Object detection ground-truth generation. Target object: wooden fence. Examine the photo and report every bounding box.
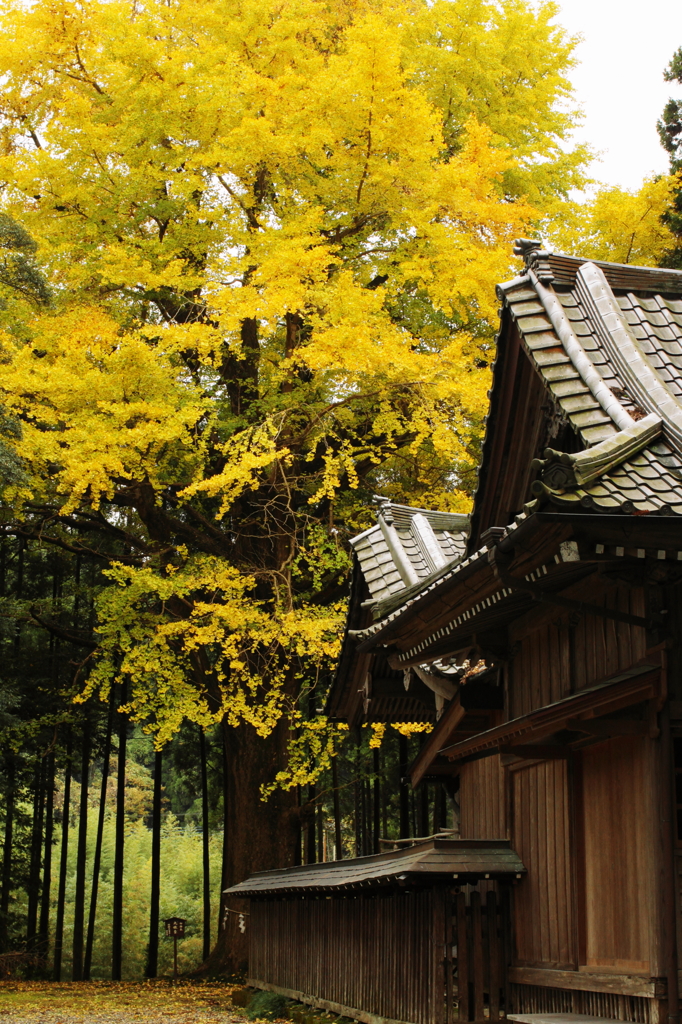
[248,886,511,1024]
[446,888,511,1024]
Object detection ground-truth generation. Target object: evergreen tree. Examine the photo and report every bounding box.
[657,45,682,267]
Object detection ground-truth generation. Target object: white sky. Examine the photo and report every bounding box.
[552,0,682,191]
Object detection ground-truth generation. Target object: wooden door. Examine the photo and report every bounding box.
[580,737,653,973]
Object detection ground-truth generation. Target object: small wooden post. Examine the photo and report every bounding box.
[164,917,186,983]
[471,891,484,1022]
[487,891,500,1022]
[456,891,469,1024]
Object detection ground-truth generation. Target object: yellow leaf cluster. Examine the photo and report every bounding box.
[545,174,682,267]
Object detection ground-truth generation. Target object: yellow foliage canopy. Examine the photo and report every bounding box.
[546,174,682,267]
[0,0,586,778]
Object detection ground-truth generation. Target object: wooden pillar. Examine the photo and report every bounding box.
[432,888,446,1024]
[456,891,469,1023]
[487,890,500,1022]
[471,890,484,1022]
[655,694,679,1024]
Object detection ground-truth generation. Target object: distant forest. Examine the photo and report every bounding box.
[0,536,456,978]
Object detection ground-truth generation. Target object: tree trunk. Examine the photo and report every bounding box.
[26,757,44,952]
[306,781,316,864]
[198,718,298,976]
[146,748,162,978]
[331,756,342,861]
[373,748,380,854]
[381,756,388,842]
[419,783,429,838]
[316,800,323,863]
[112,681,127,981]
[13,538,24,653]
[433,782,447,834]
[0,759,16,953]
[360,774,366,856]
[219,730,229,933]
[38,753,55,957]
[399,734,410,839]
[84,692,115,981]
[72,731,90,980]
[54,738,72,981]
[199,727,211,962]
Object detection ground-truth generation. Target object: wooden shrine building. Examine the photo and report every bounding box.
[227,244,682,1024]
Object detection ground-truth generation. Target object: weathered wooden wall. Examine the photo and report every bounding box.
[459,755,507,840]
[570,583,647,692]
[512,760,575,969]
[581,737,653,973]
[249,892,440,1024]
[508,581,647,717]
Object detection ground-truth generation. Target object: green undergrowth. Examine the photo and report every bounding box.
[233,986,355,1024]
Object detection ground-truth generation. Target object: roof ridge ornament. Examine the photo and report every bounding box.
[513,237,554,284]
[531,412,663,492]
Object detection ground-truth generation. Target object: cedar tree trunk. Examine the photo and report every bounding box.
[199,716,298,976]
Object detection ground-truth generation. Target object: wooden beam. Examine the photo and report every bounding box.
[494,562,650,629]
[410,699,467,787]
[439,657,662,762]
[500,745,570,760]
[507,966,663,999]
[565,718,648,737]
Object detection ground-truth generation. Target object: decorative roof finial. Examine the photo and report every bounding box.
[513,237,554,285]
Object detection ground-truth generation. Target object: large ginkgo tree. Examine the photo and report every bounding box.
[0,0,584,969]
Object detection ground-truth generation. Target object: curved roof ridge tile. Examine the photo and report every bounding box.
[528,266,634,433]
[576,262,682,450]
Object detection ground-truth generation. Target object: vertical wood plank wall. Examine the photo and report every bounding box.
[512,761,576,968]
[475,581,648,973]
[508,583,647,717]
[571,584,646,691]
[581,737,653,973]
[460,756,507,840]
[510,620,571,717]
[249,892,440,1024]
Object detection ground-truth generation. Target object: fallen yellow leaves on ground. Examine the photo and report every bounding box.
[0,980,251,1024]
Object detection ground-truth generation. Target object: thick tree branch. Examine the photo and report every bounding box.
[28,608,99,650]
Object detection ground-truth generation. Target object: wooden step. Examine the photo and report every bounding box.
[508,1015,624,1024]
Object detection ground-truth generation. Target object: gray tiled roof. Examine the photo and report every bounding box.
[352,500,469,603]
[502,247,682,514]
